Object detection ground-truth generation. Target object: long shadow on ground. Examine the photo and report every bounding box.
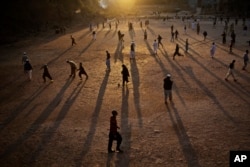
[27,80,87,164]
[75,71,110,167]
[165,103,201,167]
[0,84,50,132]
[130,60,143,127]
[116,86,131,166]
[0,79,73,159]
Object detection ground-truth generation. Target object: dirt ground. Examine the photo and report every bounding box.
[0,14,250,167]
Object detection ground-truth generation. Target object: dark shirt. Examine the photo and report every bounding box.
[42,65,49,74]
[24,61,32,71]
[79,64,86,73]
[110,116,118,133]
[229,62,235,69]
[122,67,129,78]
[175,45,179,52]
[163,78,173,90]
[203,31,207,36]
[158,35,162,42]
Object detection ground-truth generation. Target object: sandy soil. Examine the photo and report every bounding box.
[0,15,249,167]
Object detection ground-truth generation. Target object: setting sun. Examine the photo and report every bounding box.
[117,0,135,6]
[99,0,136,9]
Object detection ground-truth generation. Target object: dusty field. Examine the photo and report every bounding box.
[0,15,250,167]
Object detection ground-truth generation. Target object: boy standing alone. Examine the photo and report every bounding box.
[163,74,173,103]
[108,110,123,153]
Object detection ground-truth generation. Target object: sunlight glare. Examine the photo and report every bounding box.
[99,0,136,9]
[118,0,135,6]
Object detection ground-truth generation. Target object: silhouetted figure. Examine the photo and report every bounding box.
[121,64,129,86]
[118,30,124,41]
[41,64,53,83]
[203,31,207,41]
[118,30,121,40]
[174,30,179,40]
[163,74,173,103]
[222,31,226,44]
[24,59,33,81]
[108,110,123,153]
[78,62,88,80]
[71,35,77,46]
[173,44,182,60]
[157,35,163,48]
[225,60,237,82]
[231,30,236,46]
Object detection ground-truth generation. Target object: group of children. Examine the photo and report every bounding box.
[22,52,88,82]
[23,16,249,85]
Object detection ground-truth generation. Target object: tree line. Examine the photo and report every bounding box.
[0,0,101,43]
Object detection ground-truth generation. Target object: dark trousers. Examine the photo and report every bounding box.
[173,51,181,59]
[79,71,88,79]
[122,77,129,86]
[108,132,122,151]
[174,51,181,56]
[43,72,52,82]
